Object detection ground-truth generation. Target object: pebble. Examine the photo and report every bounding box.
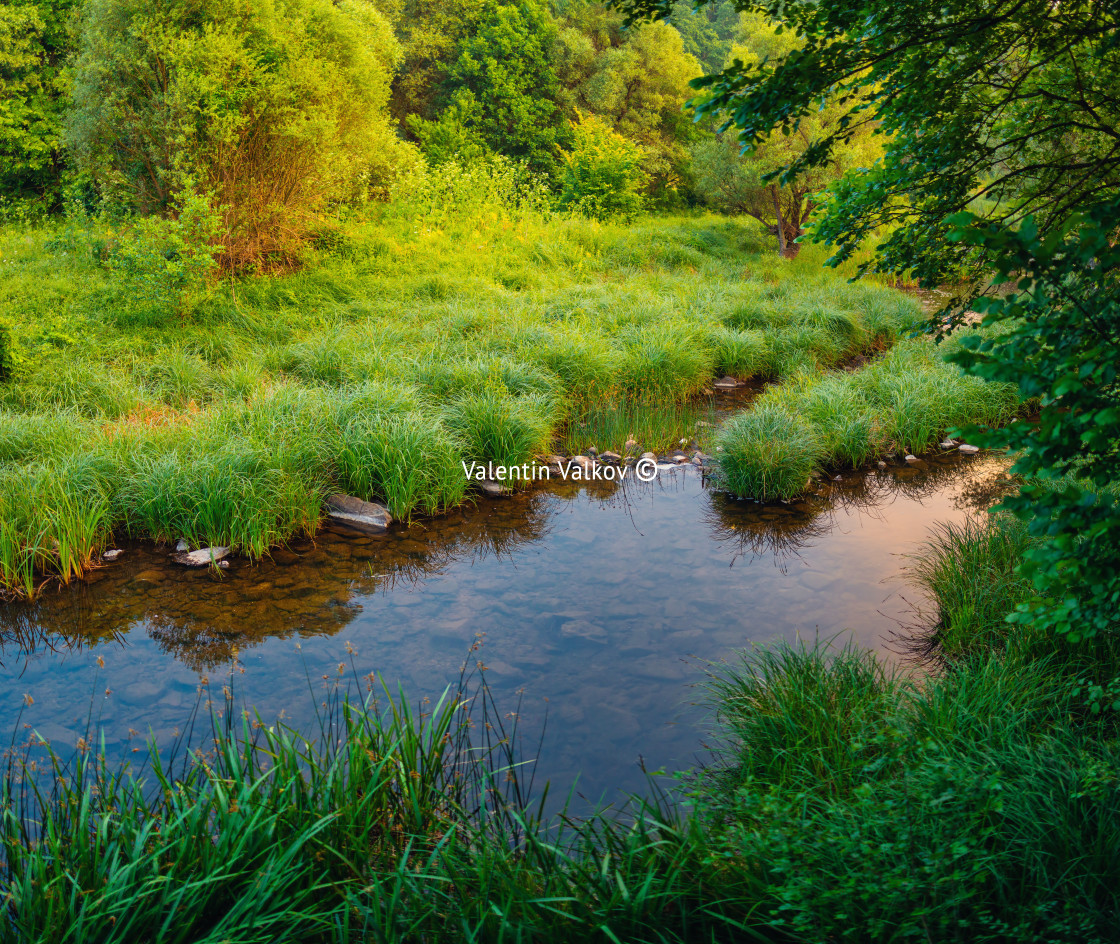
[102,549,124,562]
[959,444,980,454]
[477,479,511,497]
[172,547,231,567]
[904,454,920,463]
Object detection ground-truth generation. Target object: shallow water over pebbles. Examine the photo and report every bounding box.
[0,452,1013,804]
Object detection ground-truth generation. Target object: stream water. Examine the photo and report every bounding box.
[0,452,1013,805]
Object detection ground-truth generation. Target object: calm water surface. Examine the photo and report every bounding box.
[0,453,1012,804]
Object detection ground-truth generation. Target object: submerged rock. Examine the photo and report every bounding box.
[172,547,230,567]
[477,479,511,497]
[560,619,608,643]
[325,494,392,533]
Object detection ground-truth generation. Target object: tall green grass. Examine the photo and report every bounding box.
[908,513,1035,658]
[698,638,1120,943]
[0,676,751,943]
[0,209,926,595]
[715,338,1022,500]
[560,393,713,455]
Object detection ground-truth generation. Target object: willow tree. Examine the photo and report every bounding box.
[67,0,409,268]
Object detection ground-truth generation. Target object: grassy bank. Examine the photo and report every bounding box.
[0,199,928,598]
[5,513,1119,942]
[714,336,1022,501]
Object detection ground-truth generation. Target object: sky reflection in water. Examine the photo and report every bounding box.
[0,453,1014,804]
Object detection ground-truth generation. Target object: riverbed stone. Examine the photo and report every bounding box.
[172,546,230,567]
[713,376,742,389]
[904,454,920,463]
[959,444,980,454]
[102,549,124,562]
[174,539,190,552]
[477,479,511,497]
[560,619,607,643]
[940,440,958,449]
[325,494,392,533]
[600,450,621,464]
[570,455,595,471]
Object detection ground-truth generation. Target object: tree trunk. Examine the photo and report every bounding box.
[769,185,789,256]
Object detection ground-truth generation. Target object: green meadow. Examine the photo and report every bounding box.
[0,196,1005,598]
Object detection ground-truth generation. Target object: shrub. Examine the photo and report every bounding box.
[106,193,221,319]
[559,114,647,221]
[67,0,408,269]
[715,401,825,500]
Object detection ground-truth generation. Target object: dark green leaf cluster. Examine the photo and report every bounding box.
[948,202,1120,643]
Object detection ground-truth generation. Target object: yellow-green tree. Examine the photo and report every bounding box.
[558,112,647,220]
[689,12,881,255]
[67,0,409,268]
[555,2,699,199]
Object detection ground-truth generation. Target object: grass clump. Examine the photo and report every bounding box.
[443,388,556,468]
[336,413,467,518]
[120,446,322,558]
[715,401,825,500]
[908,513,1036,658]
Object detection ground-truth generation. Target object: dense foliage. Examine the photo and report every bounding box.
[616,0,1120,658]
[0,0,75,211]
[66,0,406,267]
[949,203,1120,645]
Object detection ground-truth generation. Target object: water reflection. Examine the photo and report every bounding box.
[0,452,1014,802]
